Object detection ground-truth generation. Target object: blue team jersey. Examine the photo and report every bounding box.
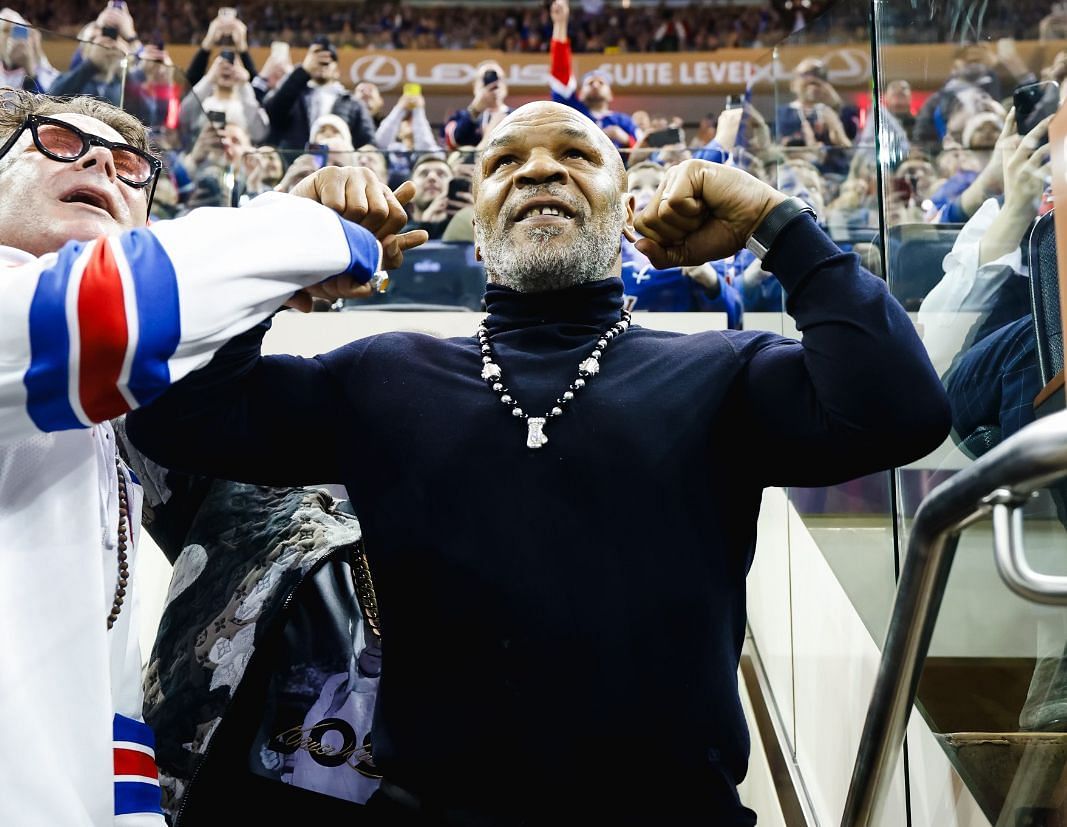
[620,241,743,326]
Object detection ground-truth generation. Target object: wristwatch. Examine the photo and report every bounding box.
[744,196,816,260]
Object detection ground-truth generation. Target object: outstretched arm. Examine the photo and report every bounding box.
[0,170,425,446]
[548,0,591,120]
[125,171,428,486]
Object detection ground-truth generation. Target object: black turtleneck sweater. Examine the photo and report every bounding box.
[127,217,950,824]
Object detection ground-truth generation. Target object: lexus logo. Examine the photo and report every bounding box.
[820,48,870,86]
[350,55,405,90]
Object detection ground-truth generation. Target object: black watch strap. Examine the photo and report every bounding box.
[744,196,816,260]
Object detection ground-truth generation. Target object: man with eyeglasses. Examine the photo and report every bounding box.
[0,90,425,826]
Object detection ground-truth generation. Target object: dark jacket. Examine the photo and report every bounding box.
[263,66,375,151]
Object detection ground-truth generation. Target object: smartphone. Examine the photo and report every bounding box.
[482,69,499,86]
[645,127,682,148]
[447,177,471,200]
[10,25,28,41]
[305,142,329,167]
[220,49,235,63]
[270,40,290,60]
[218,6,237,18]
[1014,80,1060,141]
[101,25,120,40]
[403,82,422,96]
[206,109,227,128]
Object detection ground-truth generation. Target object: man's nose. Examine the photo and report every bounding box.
[515,151,568,188]
[75,144,118,182]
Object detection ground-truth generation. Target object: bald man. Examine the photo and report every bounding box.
[129,101,950,825]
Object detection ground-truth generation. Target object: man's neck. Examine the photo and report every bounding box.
[586,102,610,117]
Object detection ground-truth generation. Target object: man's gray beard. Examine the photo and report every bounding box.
[478,198,624,293]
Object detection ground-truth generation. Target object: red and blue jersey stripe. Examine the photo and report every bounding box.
[113,713,165,823]
[23,231,180,433]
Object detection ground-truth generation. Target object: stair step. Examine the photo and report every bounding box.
[936,732,1067,825]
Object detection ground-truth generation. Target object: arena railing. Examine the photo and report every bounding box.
[841,409,1067,826]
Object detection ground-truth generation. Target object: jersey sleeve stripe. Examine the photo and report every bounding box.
[24,242,87,432]
[119,229,180,407]
[76,238,133,423]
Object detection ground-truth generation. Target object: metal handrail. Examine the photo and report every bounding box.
[841,409,1067,827]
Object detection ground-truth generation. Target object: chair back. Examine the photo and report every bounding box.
[885,223,965,311]
[1028,209,1062,386]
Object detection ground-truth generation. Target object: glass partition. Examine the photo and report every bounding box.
[873,0,1067,821]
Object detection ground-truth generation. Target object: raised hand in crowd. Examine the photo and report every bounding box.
[957,105,1028,217]
[83,31,127,73]
[138,43,175,84]
[476,108,509,148]
[184,120,231,167]
[633,159,788,268]
[978,109,1053,265]
[95,3,137,44]
[206,53,250,88]
[201,9,248,52]
[816,103,852,147]
[302,42,336,79]
[550,0,569,36]
[419,191,451,225]
[285,168,429,310]
[469,76,504,118]
[602,124,631,146]
[423,180,476,222]
[1,17,43,76]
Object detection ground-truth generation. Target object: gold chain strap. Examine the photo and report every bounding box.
[351,538,382,644]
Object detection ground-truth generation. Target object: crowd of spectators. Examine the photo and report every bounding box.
[6,0,1067,52]
[0,0,1062,320]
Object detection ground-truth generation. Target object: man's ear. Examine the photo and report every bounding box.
[623,192,636,238]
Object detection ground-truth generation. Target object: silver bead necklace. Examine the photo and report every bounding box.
[476,310,632,449]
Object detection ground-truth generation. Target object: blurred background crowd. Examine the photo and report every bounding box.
[0,0,1062,324]
[7,0,1067,50]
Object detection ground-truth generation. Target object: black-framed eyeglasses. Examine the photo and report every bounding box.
[0,114,162,207]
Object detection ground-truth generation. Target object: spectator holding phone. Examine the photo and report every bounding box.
[186,6,257,90]
[776,58,854,149]
[443,59,510,151]
[404,153,454,239]
[549,0,641,149]
[0,11,57,92]
[264,35,375,152]
[252,43,294,105]
[180,52,269,146]
[50,12,134,104]
[375,87,441,182]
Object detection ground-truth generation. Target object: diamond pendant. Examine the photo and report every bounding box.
[526,417,548,449]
